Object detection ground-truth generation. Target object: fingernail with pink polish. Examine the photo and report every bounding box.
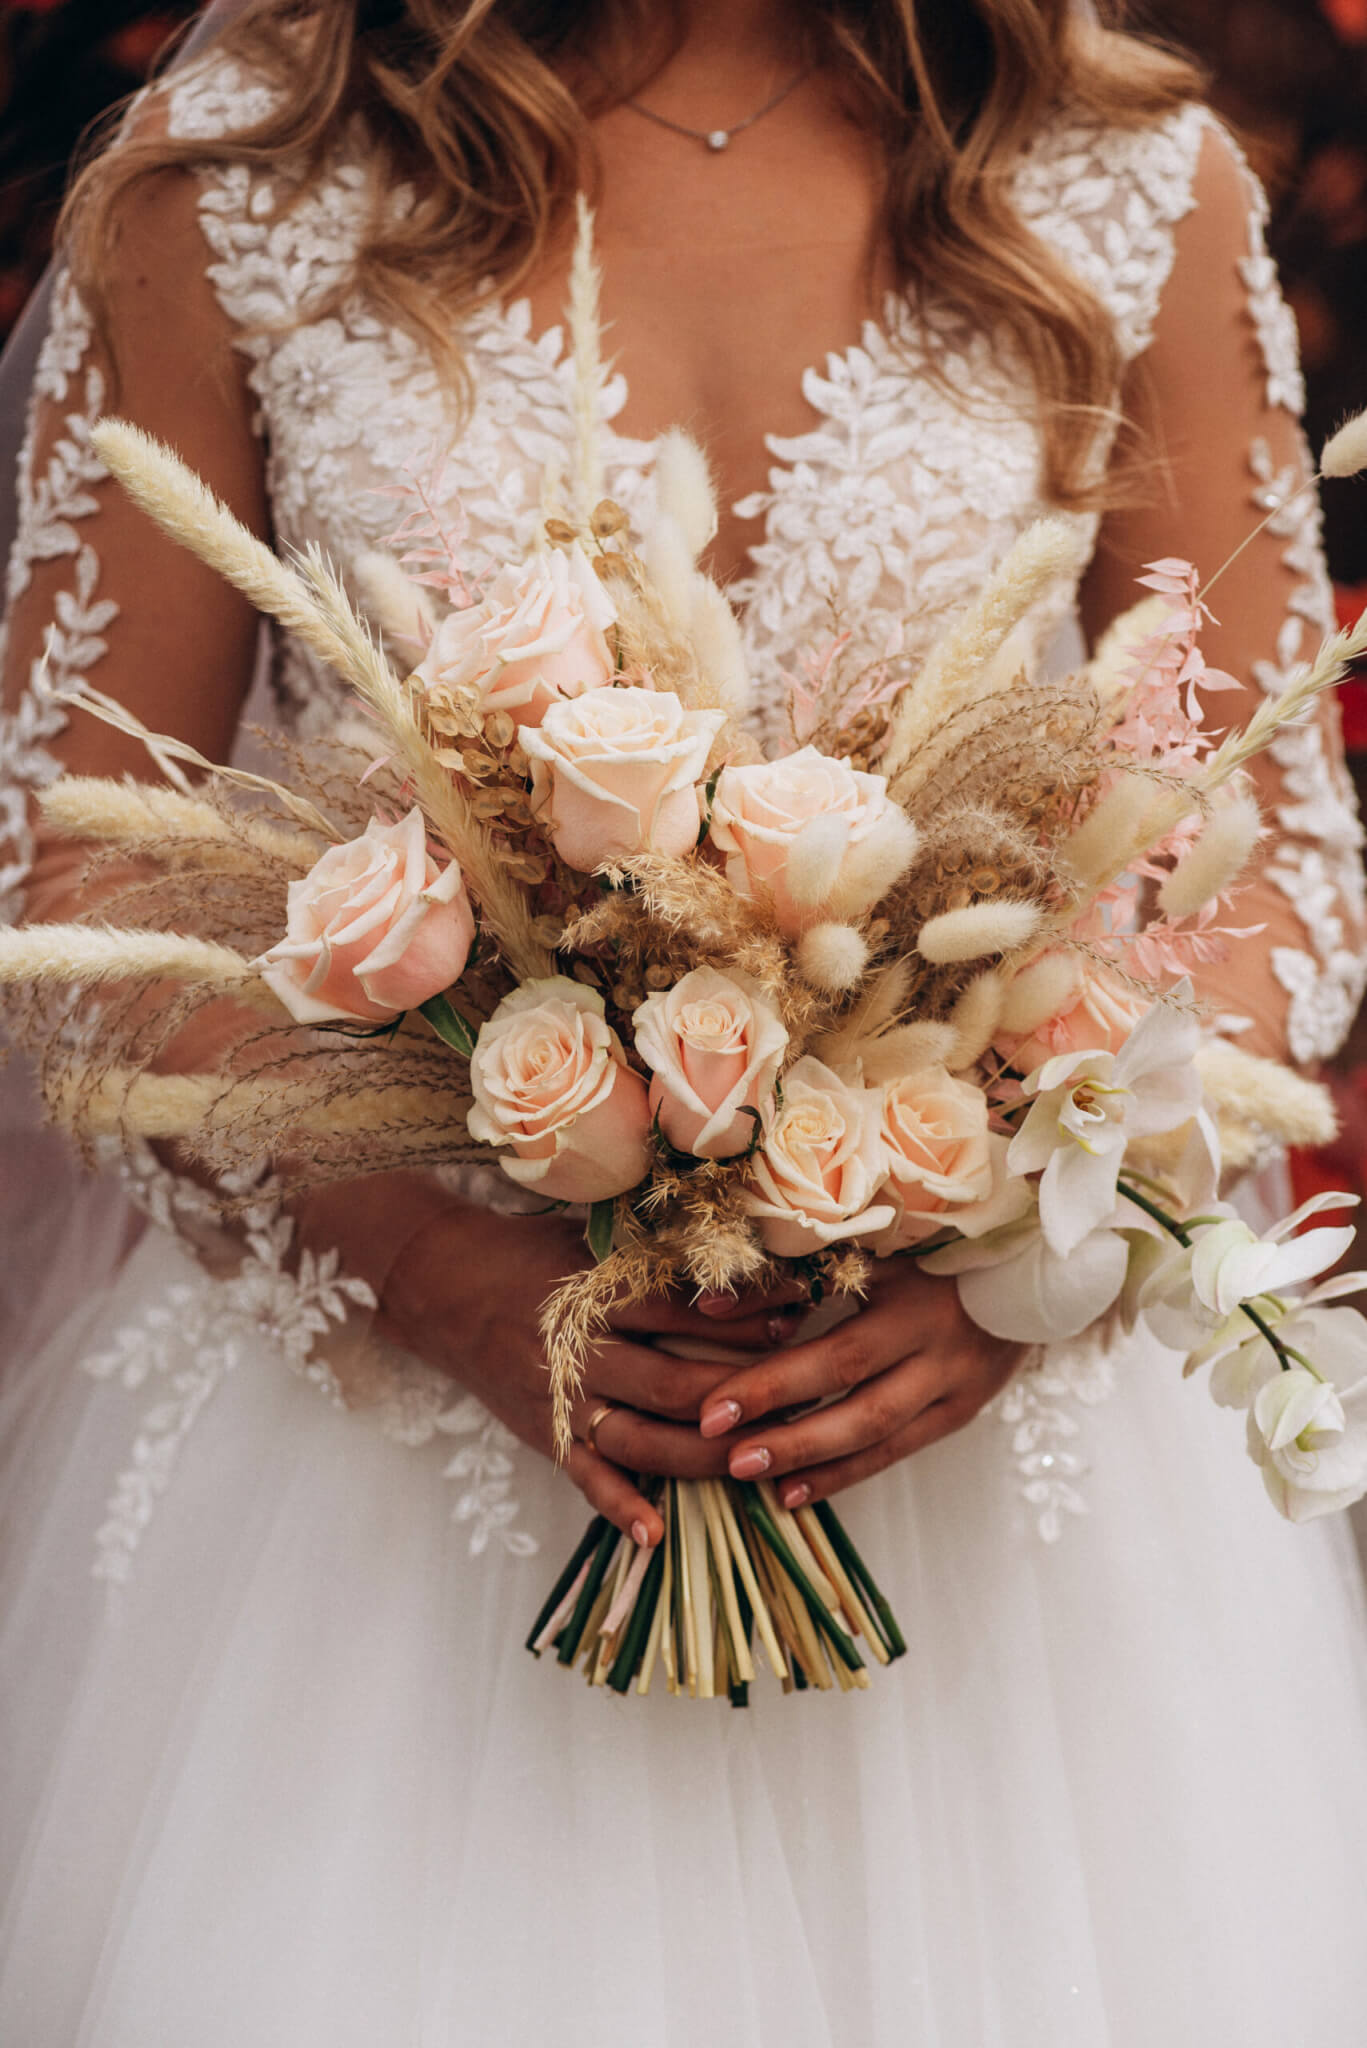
[700,1399,742,1439]
[697,1292,732,1319]
[730,1446,772,1479]
[631,1519,652,1548]
[782,1483,811,1510]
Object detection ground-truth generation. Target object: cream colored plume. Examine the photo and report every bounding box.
[1321,411,1367,481]
[48,1068,478,1145]
[38,778,316,872]
[997,950,1083,1035]
[881,518,1088,787]
[1058,776,1167,892]
[653,429,718,561]
[796,921,870,993]
[569,194,606,518]
[1157,785,1262,921]
[856,1021,958,1084]
[1129,1042,1337,1177]
[945,971,1004,1069]
[917,899,1041,964]
[0,922,268,994]
[353,550,436,650]
[1085,593,1172,714]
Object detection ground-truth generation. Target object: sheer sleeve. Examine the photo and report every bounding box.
[0,154,466,1366]
[1079,119,1367,1069]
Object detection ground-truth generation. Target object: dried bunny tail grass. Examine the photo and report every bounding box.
[1321,411,1367,481]
[1085,593,1174,714]
[881,519,1088,785]
[945,971,1005,1069]
[39,778,317,873]
[353,550,436,648]
[652,429,718,561]
[856,1021,959,1083]
[0,922,271,996]
[810,957,911,1068]
[796,922,870,993]
[1157,784,1262,921]
[997,950,1083,1034]
[917,899,1042,964]
[1057,773,1170,890]
[569,194,606,519]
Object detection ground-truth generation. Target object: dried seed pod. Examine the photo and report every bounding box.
[469,790,509,821]
[544,518,579,546]
[482,710,517,751]
[644,961,675,990]
[590,498,629,539]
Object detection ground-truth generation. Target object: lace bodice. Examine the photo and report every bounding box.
[3,50,1365,1555]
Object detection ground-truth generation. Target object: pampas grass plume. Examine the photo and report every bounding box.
[1157,786,1262,921]
[796,921,870,992]
[653,429,717,560]
[917,899,1041,964]
[354,550,435,650]
[1322,412,1367,480]
[997,950,1083,1034]
[0,922,261,992]
[686,581,751,718]
[1196,1043,1338,1149]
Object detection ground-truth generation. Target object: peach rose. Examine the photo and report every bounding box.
[257,808,475,1025]
[875,1066,995,1249]
[467,978,653,1202]
[522,686,724,872]
[743,1057,895,1257]
[632,967,788,1160]
[1000,960,1153,1080]
[418,543,616,729]
[708,748,916,937]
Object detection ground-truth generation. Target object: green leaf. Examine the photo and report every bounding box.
[419,992,477,1058]
[586,1199,616,1263]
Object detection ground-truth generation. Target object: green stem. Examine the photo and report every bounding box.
[524,1514,607,1656]
[556,1517,622,1667]
[606,1541,666,1694]
[1117,1178,1310,1377]
[811,1499,907,1661]
[740,1485,865,1674]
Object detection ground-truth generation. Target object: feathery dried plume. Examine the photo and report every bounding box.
[857,1021,958,1082]
[881,518,1088,784]
[353,549,436,649]
[997,950,1083,1034]
[38,778,316,873]
[653,430,717,560]
[796,922,870,992]
[1059,775,1168,890]
[47,1066,479,1149]
[569,194,606,518]
[945,971,1004,1069]
[0,922,267,994]
[1321,411,1367,481]
[810,958,911,1068]
[917,899,1041,964]
[1157,784,1262,920]
[1085,594,1173,712]
[685,578,752,720]
[1195,1043,1338,1150]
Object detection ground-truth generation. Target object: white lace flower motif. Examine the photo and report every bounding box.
[1007,996,1203,1257]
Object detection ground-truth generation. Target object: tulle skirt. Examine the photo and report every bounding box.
[3,1220,1367,2048]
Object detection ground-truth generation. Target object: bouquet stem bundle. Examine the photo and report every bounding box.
[526,1481,906,1703]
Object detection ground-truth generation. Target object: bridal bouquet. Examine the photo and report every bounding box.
[7,220,1367,1701]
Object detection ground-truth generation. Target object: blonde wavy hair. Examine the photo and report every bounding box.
[63,0,1202,508]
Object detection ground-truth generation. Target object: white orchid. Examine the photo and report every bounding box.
[1007,994,1202,1257]
[1245,1358,1367,1523]
[923,1209,1129,1345]
[1137,1191,1358,1354]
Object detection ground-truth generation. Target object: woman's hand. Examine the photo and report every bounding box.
[696,1259,1023,1510]
[378,1200,803,1544]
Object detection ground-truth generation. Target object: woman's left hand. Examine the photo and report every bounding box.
[695,1260,1023,1509]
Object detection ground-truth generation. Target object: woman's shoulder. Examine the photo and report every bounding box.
[1011,98,1238,362]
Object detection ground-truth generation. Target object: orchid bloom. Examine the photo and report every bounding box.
[1007,994,1202,1257]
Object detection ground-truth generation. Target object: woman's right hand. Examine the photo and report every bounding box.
[378,1201,804,1544]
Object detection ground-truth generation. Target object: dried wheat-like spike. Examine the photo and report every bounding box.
[569,194,606,519]
[39,778,317,873]
[0,922,271,996]
[881,519,1089,784]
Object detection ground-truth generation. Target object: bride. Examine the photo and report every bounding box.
[3,0,1367,2040]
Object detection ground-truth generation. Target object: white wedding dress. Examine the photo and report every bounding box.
[4,52,1367,2048]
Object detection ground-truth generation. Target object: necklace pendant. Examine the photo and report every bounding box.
[706,129,730,152]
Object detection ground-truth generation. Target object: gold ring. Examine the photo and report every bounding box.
[583,1402,615,1454]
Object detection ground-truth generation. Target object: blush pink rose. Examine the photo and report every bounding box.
[743,1057,895,1257]
[467,978,653,1202]
[522,686,724,872]
[1000,960,1153,1080]
[417,543,616,729]
[875,1067,996,1249]
[708,748,916,936]
[632,967,788,1159]
[257,808,475,1025]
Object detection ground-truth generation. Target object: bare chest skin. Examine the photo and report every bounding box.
[520,73,887,588]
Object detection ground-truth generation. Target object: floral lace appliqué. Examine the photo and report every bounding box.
[991,1337,1118,1544]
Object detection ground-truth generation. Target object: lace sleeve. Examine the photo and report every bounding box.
[1080,118,1367,1067]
